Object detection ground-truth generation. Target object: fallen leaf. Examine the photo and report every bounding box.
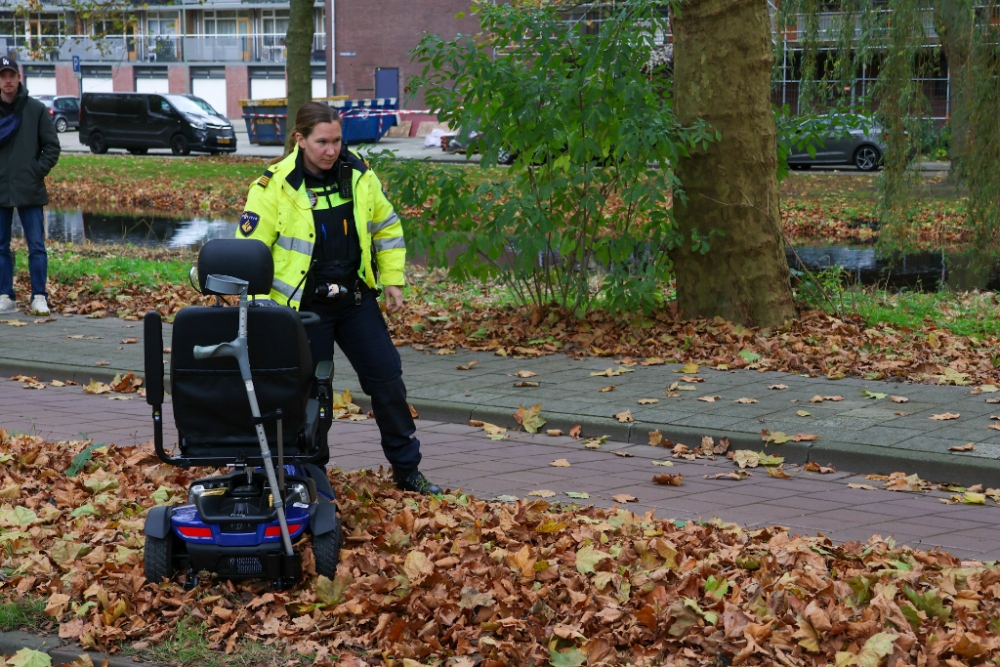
[550,458,571,467]
[120,337,138,344]
[83,380,111,395]
[95,361,110,367]
[409,405,420,419]
[679,375,703,383]
[651,460,674,467]
[891,396,909,403]
[515,370,538,378]
[653,474,683,486]
[804,461,837,473]
[793,433,820,441]
[613,450,634,458]
[648,430,665,446]
[768,384,788,390]
[734,451,760,469]
[848,483,879,490]
[697,395,721,403]
[565,492,589,499]
[611,493,637,503]
[637,398,659,405]
[514,404,546,433]
[705,471,751,480]
[949,443,976,452]
[930,413,960,420]
[583,436,607,449]
[569,425,582,439]
[766,466,792,479]
[456,361,479,370]
[528,490,556,498]
[613,410,633,423]
[546,429,564,437]
[796,410,811,417]
[514,381,540,387]
[862,389,887,400]
[599,385,616,392]
[735,397,758,404]
[677,363,699,374]
[49,380,65,387]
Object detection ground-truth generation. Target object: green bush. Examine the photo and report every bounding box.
[376,0,712,315]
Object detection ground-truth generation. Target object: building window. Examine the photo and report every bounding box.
[261,9,288,45]
[202,11,238,36]
[146,12,178,36]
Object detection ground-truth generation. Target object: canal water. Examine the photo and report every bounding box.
[10,209,1000,292]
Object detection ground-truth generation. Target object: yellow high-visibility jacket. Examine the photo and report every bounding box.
[236,145,406,310]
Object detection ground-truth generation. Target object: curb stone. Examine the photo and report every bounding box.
[0,630,160,667]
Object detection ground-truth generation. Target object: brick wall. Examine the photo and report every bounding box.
[112,64,133,92]
[55,64,77,97]
[334,0,479,110]
[167,66,188,94]
[224,65,249,119]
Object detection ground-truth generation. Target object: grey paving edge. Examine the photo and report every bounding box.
[7,358,1000,488]
[0,630,160,667]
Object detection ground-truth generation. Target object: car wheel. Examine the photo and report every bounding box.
[312,516,343,578]
[88,133,108,155]
[497,147,515,165]
[170,135,191,156]
[128,148,148,155]
[55,117,67,133]
[144,533,178,583]
[854,146,881,171]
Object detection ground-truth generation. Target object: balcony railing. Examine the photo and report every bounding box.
[0,33,325,64]
[780,8,938,43]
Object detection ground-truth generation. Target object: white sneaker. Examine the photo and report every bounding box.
[0,295,15,314]
[30,295,49,316]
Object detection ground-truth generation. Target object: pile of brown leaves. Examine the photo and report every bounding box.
[781,200,969,247]
[2,430,1000,666]
[389,302,1000,386]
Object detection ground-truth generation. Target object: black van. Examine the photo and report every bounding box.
[79,92,237,156]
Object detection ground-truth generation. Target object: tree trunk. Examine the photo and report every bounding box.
[933,0,973,179]
[669,0,796,327]
[286,0,316,136]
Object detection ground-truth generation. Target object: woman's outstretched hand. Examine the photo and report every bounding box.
[384,285,404,313]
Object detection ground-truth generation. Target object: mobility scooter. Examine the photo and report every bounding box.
[142,238,342,588]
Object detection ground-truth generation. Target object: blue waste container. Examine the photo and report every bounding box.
[240,98,288,146]
[333,98,399,144]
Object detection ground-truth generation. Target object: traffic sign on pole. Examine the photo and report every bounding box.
[72,56,80,73]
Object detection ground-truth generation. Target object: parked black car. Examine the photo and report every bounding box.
[79,92,237,156]
[183,94,227,121]
[34,95,80,133]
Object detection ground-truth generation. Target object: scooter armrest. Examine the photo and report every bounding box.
[315,360,333,386]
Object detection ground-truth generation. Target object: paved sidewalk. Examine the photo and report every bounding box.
[2,378,999,561]
[3,311,1000,487]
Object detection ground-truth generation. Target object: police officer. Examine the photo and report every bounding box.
[237,101,441,495]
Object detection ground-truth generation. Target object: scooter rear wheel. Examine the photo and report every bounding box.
[144,533,178,583]
[313,516,343,578]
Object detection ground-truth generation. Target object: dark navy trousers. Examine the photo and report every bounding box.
[304,289,421,473]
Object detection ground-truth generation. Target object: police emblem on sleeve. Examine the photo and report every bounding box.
[239,211,260,237]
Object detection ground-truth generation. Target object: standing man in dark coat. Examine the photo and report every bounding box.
[0,53,60,315]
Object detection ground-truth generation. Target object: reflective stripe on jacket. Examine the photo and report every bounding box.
[237,145,405,310]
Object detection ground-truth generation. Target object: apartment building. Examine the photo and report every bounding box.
[1,0,478,119]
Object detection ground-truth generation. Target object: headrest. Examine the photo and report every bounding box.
[197,239,273,296]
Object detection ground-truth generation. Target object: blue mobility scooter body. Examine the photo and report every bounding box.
[142,239,342,587]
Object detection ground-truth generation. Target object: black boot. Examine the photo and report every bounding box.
[393,469,443,495]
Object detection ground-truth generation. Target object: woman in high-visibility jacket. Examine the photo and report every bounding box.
[237,101,440,495]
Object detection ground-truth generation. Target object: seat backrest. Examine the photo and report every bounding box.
[170,305,313,460]
[169,238,311,462]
